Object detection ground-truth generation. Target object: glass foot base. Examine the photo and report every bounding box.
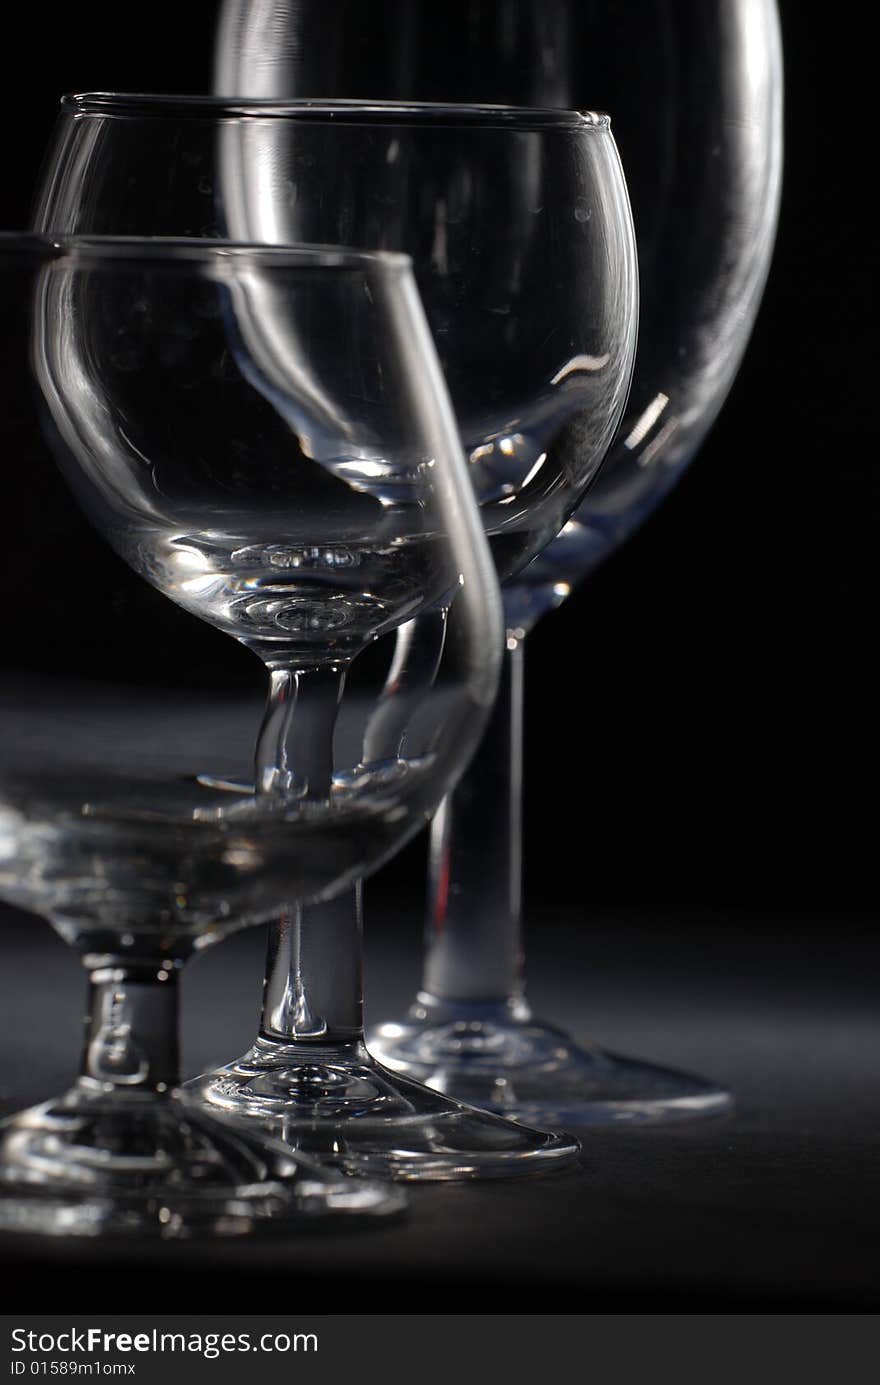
[186,1038,581,1181]
[0,1081,406,1237]
[367,1003,733,1127]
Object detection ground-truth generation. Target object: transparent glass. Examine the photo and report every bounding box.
[34,96,637,1166]
[364,0,783,1122]
[0,232,522,1232]
[35,95,636,587]
[210,0,781,1122]
[0,682,410,1236]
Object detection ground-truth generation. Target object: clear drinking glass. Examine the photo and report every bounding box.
[213,0,781,1123]
[0,231,511,1229]
[33,96,638,1171]
[0,680,411,1236]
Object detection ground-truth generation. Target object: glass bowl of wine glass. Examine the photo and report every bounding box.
[34,95,637,589]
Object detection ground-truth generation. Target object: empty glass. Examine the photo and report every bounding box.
[0,232,510,1229]
[218,0,781,1123]
[0,682,410,1236]
[33,95,637,1170]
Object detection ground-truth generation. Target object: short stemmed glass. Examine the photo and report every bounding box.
[34,96,638,1173]
[0,682,411,1236]
[0,232,508,1229]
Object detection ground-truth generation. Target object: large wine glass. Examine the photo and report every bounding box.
[0,231,508,1230]
[215,0,783,1123]
[33,96,638,1171]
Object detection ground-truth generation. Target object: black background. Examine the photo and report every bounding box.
[0,0,871,923]
[0,0,875,1317]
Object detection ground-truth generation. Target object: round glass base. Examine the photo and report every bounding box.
[186,1038,581,1181]
[368,1003,733,1127]
[0,1081,406,1237]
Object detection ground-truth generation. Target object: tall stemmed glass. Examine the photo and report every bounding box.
[34,95,638,1173]
[370,0,783,1123]
[216,0,782,1123]
[0,232,502,1231]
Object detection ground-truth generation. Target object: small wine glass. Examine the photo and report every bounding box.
[0,230,513,1231]
[33,95,637,1173]
[0,678,412,1237]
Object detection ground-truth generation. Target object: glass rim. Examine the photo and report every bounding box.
[61,92,610,130]
[0,231,412,274]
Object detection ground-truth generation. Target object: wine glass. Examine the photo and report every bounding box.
[0,677,413,1236]
[33,96,638,1173]
[216,0,781,1123]
[0,230,509,1231]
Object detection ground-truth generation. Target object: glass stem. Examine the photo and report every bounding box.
[256,657,359,1046]
[257,611,451,1052]
[80,958,181,1093]
[260,885,364,1044]
[419,634,531,1018]
[255,662,347,799]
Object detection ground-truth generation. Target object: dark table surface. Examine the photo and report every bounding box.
[1,898,877,1313]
